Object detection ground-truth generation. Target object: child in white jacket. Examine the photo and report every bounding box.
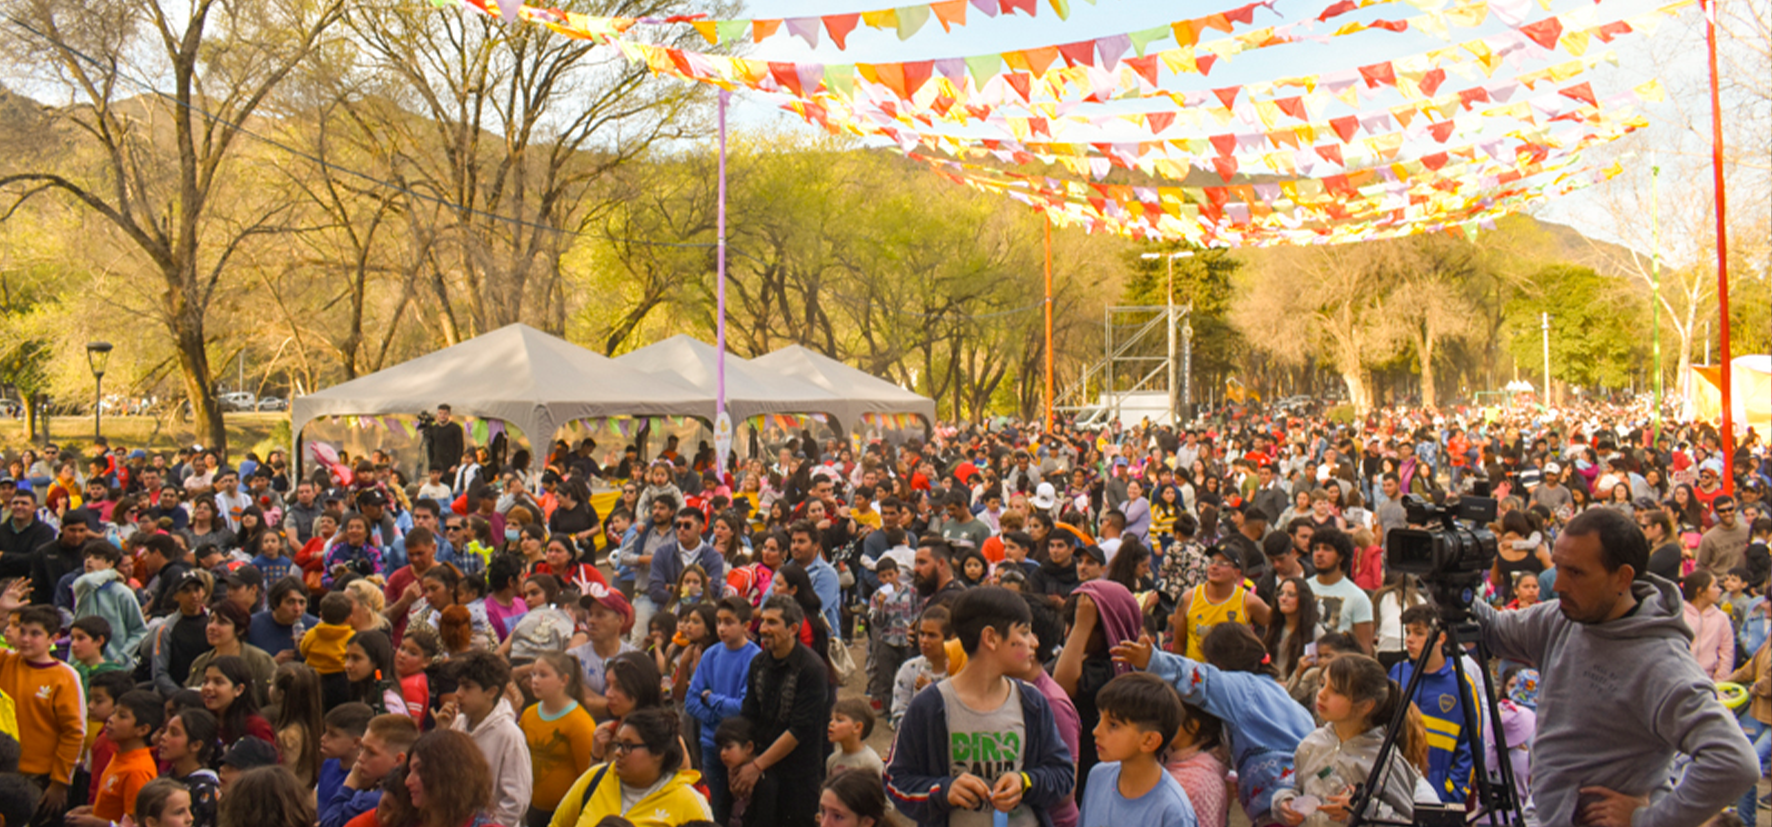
[1273,654,1440,827]
[439,651,532,827]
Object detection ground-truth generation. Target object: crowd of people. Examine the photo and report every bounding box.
[0,397,1767,827]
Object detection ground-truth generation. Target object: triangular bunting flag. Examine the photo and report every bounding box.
[823,14,859,48]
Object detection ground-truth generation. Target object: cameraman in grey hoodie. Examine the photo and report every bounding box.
[1474,507,1756,827]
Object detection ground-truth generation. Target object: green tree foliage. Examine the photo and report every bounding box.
[1504,264,1647,390]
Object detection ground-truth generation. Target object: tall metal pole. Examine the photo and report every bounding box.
[1167,255,1178,427]
[93,374,102,442]
[1651,153,1663,443]
[1043,213,1054,431]
[1541,313,1551,408]
[1703,0,1734,491]
[715,89,730,476]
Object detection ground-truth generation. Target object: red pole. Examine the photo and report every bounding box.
[1703,0,1734,492]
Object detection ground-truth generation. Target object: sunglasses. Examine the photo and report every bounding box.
[675,521,699,529]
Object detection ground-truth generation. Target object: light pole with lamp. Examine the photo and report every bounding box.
[86,341,112,442]
[1141,250,1194,426]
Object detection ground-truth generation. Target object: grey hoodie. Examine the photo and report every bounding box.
[1475,574,1756,827]
[449,696,531,827]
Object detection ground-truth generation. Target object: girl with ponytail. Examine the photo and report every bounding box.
[1272,654,1435,826]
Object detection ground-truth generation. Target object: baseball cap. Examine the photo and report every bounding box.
[224,565,263,590]
[175,569,211,592]
[128,449,146,460]
[1079,545,1107,565]
[1544,461,1561,474]
[356,488,388,507]
[1701,459,1725,476]
[219,737,280,770]
[578,582,635,634]
[1208,544,1245,569]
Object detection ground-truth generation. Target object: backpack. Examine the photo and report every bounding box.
[577,763,613,812]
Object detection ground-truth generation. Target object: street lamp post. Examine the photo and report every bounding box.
[1141,250,1194,426]
[85,341,112,442]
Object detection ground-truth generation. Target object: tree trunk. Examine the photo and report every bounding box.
[1419,330,1437,409]
[171,308,226,459]
[22,392,41,444]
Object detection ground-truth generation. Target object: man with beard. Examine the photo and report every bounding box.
[915,537,966,611]
[1475,507,1755,827]
[732,596,829,827]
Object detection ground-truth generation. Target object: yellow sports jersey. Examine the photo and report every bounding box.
[1184,583,1249,661]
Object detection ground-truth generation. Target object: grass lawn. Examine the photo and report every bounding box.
[0,413,291,457]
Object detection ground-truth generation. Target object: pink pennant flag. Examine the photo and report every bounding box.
[785,17,820,47]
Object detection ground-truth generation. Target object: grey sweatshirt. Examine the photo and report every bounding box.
[1475,574,1756,827]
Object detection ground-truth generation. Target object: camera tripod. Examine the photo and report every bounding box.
[1348,581,1528,827]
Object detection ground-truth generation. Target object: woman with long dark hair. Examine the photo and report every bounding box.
[1260,576,1321,681]
[200,656,274,749]
[589,651,663,763]
[270,663,325,788]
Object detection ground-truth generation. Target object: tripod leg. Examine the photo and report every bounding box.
[1348,628,1442,827]
[1456,627,1530,826]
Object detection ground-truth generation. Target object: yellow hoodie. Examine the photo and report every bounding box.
[547,764,710,827]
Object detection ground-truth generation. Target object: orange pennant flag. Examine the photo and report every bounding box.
[931,0,967,31]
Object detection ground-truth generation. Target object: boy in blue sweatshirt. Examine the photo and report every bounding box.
[685,595,761,823]
[885,585,1075,827]
[1389,604,1480,805]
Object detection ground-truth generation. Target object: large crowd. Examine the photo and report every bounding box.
[0,399,1766,827]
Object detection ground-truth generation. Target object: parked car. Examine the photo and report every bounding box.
[218,392,257,412]
[256,396,287,412]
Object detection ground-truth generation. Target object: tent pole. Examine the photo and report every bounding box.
[716,89,730,475]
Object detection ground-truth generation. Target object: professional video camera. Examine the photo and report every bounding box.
[414,409,437,428]
[1355,482,1525,827]
[1384,487,1499,614]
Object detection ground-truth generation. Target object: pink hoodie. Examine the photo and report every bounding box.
[1683,601,1735,680]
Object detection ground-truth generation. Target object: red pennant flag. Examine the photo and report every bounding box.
[667,49,694,78]
[1317,0,1358,19]
[1000,0,1037,16]
[1358,61,1396,88]
[769,61,803,95]
[931,94,956,116]
[1419,68,1446,96]
[1314,144,1343,166]
[1457,86,1491,110]
[1213,156,1239,182]
[1005,72,1031,101]
[1197,54,1218,75]
[1369,19,1407,31]
[1420,152,1449,170]
[1595,20,1632,42]
[1428,120,1457,142]
[1210,134,1238,156]
[1213,86,1241,108]
[902,60,934,97]
[1204,187,1230,206]
[1147,112,1176,134]
[1029,117,1050,137]
[1227,3,1259,24]
[1124,55,1160,86]
[1329,115,1359,142]
[1519,17,1563,50]
[1058,40,1096,67]
[1324,174,1354,197]
[823,14,860,49]
[1275,96,1306,120]
[1558,82,1597,107]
